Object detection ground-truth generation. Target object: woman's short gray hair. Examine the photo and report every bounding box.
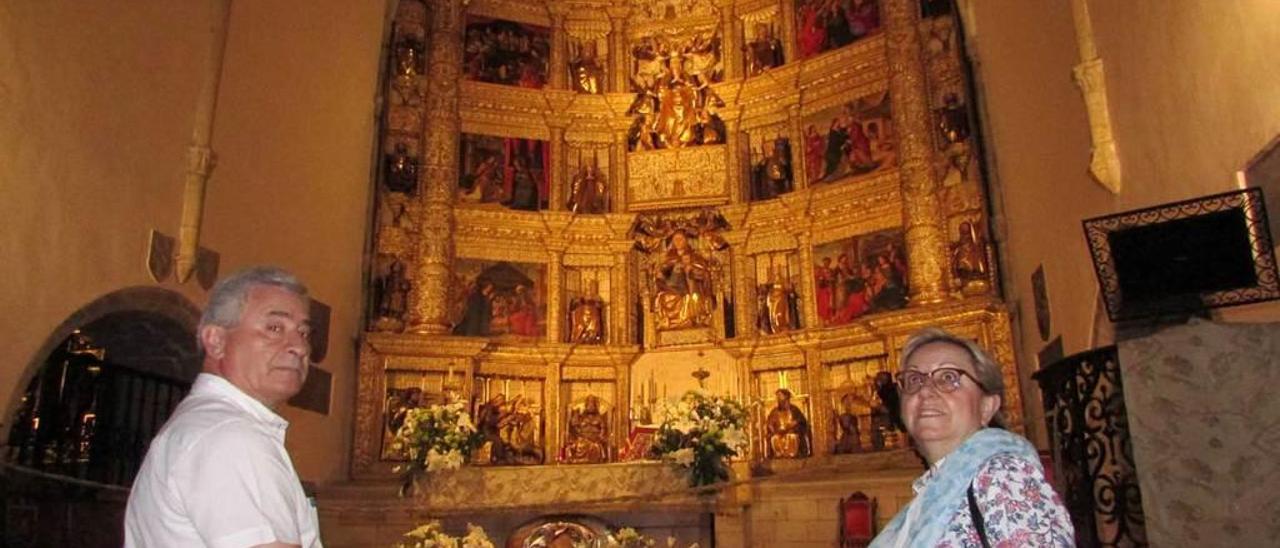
[197,266,308,349]
[898,327,1007,428]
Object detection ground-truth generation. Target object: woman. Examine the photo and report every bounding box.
[870,328,1073,547]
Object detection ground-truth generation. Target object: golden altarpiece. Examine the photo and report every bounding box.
[336,0,1017,542]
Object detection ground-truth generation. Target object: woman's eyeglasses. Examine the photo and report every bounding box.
[895,367,985,395]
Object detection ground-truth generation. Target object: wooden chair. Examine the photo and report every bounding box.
[839,491,877,548]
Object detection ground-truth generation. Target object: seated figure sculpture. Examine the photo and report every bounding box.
[562,395,609,464]
[766,388,812,458]
[653,231,715,330]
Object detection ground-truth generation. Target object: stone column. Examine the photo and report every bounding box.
[885,0,950,304]
[548,124,567,211]
[549,10,569,89]
[607,9,630,93]
[546,248,566,342]
[407,0,465,333]
[779,0,798,64]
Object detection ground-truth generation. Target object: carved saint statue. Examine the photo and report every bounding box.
[568,40,605,94]
[476,393,510,464]
[870,371,902,450]
[566,158,607,214]
[951,221,990,295]
[758,282,796,335]
[833,392,862,454]
[568,284,605,344]
[653,231,716,330]
[744,23,784,77]
[766,388,812,459]
[627,36,726,150]
[385,143,418,194]
[752,138,794,200]
[562,395,609,464]
[476,393,542,465]
[376,258,410,323]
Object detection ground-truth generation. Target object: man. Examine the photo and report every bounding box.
[125,266,321,547]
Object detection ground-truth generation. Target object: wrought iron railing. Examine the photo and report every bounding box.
[1033,345,1148,547]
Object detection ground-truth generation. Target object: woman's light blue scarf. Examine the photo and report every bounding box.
[869,428,1040,547]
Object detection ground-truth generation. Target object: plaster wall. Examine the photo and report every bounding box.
[967,0,1280,441]
[0,0,387,485]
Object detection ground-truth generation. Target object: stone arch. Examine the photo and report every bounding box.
[4,286,201,437]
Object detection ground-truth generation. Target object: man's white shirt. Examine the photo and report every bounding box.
[124,373,321,547]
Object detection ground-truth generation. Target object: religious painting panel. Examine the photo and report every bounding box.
[755,368,814,459]
[568,37,607,94]
[794,0,882,61]
[753,252,802,335]
[380,370,455,461]
[824,356,894,454]
[566,149,610,214]
[812,228,908,327]
[627,29,725,151]
[559,381,614,464]
[450,259,547,338]
[802,90,897,187]
[565,267,610,344]
[458,133,550,211]
[472,376,545,465]
[747,134,796,202]
[462,16,551,89]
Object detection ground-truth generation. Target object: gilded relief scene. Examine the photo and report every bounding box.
[756,370,813,459]
[748,135,795,201]
[472,377,545,465]
[813,228,908,327]
[794,0,882,60]
[632,211,731,333]
[458,133,549,211]
[627,30,726,151]
[450,259,547,338]
[803,91,897,186]
[560,383,613,464]
[826,356,904,454]
[463,16,551,88]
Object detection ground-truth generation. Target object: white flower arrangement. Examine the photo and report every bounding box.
[648,390,749,487]
[391,400,483,494]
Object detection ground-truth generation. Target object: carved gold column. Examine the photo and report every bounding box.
[796,231,819,329]
[1070,0,1122,193]
[724,119,744,203]
[725,233,753,338]
[610,128,630,211]
[778,0,797,66]
[885,0,949,304]
[547,247,566,342]
[407,0,465,333]
[717,0,741,79]
[607,9,630,93]
[610,244,633,344]
[549,9,569,89]
[802,345,829,455]
[548,124,567,211]
[786,102,808,190]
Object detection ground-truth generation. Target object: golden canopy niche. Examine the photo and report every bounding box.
[343,0,1012,537]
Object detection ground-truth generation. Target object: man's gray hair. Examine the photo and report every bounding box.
[898,327,1007,428]
[197,266,308,350]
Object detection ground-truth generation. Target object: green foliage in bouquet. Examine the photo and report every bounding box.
[647,390,749,487]
[390,400,483,495]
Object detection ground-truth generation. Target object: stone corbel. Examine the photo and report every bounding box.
[1070,0,1122,194]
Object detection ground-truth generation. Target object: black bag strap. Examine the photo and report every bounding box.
[968,483,991,548]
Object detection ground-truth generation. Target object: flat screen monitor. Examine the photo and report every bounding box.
[1083,188,1280,322]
